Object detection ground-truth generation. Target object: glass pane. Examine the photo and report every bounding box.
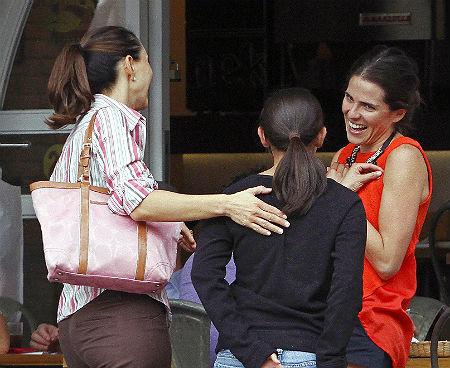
[3,0,98,110]
[0,133,69,194]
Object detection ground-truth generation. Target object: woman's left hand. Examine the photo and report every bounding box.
[178,223,196,252]
[327,162,383,192]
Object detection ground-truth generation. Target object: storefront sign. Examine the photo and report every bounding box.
[359,13,412,26]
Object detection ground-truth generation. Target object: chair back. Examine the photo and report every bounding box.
[408,296,447,341]
[430,306,450,368]
[428,200,450,305]
[169,299,211,368]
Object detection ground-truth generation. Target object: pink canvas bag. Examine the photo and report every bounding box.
[30,113,182,294]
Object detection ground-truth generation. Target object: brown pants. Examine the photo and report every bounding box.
[58,290,171,368]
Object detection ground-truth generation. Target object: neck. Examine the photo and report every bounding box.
[103,89,128,106]
[101,74,131,107]
[259,149,283,176]
[359,130,398,153]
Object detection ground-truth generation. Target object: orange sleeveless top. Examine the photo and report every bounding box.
[338,137,432,368]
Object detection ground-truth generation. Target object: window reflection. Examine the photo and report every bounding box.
[3,0,97,110]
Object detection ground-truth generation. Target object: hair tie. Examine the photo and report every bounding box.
[289,133,301,140]
[76,43,84,53]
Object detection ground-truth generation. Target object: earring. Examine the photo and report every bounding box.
[132,76,136,81]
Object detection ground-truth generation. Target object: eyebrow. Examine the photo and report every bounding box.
[345,91,380,108]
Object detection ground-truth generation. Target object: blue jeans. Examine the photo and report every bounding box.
[214,349,316,368]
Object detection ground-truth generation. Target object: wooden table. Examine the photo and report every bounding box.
[4,354,445,368]
[406,357,450,367]
[0,353,66,366]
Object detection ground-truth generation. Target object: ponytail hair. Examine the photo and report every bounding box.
[259,88,327,216]
[47,44,92,128]
[46,26,142,129]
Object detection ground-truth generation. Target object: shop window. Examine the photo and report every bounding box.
[3,0,98,110]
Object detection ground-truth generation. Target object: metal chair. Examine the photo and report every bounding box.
[0,297,37,346]
[430,306,450,368]
[408,296,447,341]
[169,299,211,368]
[428,200,450,305]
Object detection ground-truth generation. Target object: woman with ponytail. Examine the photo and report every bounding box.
[47,26,289,368]
[192,88,367,368]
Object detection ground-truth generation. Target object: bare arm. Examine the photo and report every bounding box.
[131,186,290,236]
[0,314,9,354]
[365,145,429,280]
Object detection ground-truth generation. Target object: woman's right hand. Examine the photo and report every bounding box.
[178,223,196,252]
[327,162,383,192]
[261,353,284,368]
[225,186,290,236]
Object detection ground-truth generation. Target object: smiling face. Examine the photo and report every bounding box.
[342,75,406,153]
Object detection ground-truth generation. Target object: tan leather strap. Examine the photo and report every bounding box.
[135,222,148,280]
[77,113,97,274]
[77,112,97,183]
[78,181,90,274]
[30,180,109,193]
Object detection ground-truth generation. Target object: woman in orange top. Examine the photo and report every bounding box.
[327,46,432,368]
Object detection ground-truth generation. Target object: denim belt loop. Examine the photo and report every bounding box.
[276,348,283,359]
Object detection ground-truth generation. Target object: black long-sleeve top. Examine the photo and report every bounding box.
[191,175,366,368]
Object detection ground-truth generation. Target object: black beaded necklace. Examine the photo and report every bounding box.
[346,131,396,167]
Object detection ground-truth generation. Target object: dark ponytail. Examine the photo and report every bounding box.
[260,88,327,216]
[47,44,92,128]
[46,26,142,129]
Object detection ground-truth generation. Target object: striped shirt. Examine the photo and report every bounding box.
[51,94,168,322]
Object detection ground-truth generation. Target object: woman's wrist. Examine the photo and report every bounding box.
[216,194,230,217]
[340,178,357,192]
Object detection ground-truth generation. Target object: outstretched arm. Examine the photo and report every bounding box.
[94,108,289,236]
[131,186,290,236]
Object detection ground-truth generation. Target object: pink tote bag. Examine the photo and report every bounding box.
[30,113,182,294]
